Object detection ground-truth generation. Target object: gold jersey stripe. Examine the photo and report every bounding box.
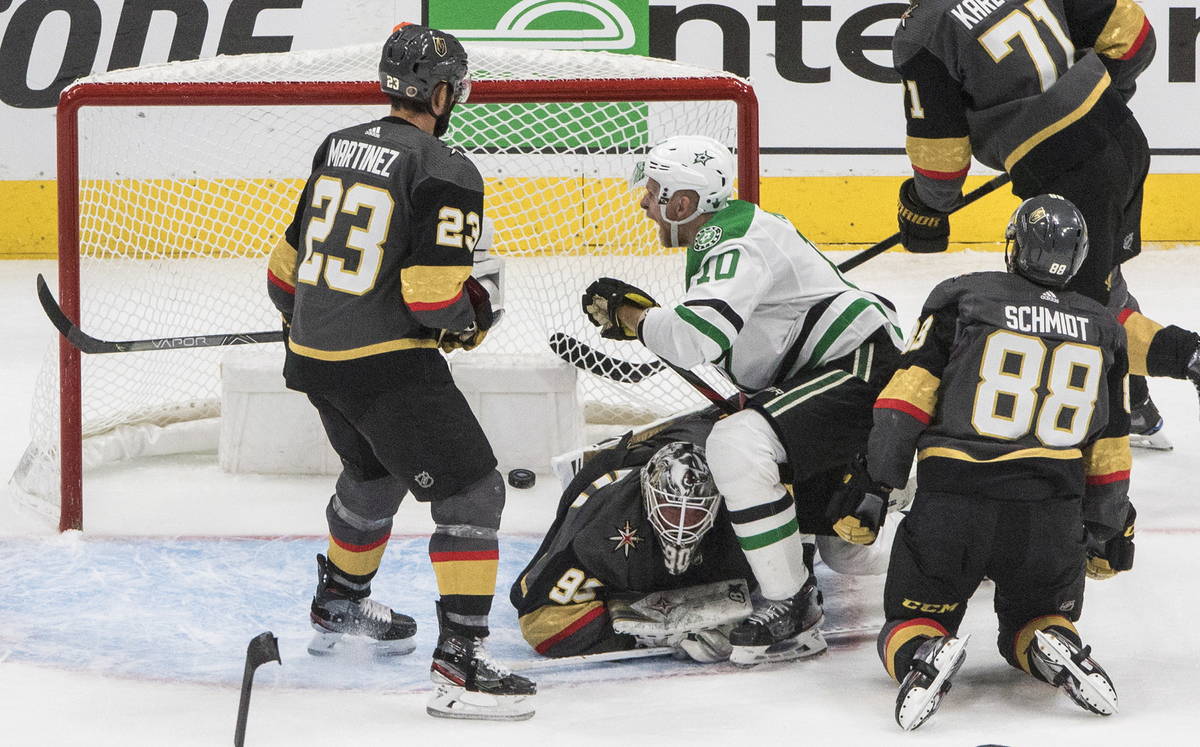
[1095,0,1148,59]
[1005,74,1111,172]
[401,264,472,304]
[919,446,1082,463]
[518,601,605,648]
[906,136,972,175]
[1120,309,1163,377]
[1084,436,1132,477]
[430,558,499,596]
[287,336,438,361]
[267,235,297,285]
[879,365,941,417]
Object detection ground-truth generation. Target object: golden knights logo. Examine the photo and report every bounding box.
[434,36,448,57]
[609,520,642,557]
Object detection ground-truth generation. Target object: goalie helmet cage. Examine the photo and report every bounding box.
[37,44,758,531]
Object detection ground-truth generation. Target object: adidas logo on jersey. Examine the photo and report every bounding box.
[1040,290,1059,304]
[365,126,382,138]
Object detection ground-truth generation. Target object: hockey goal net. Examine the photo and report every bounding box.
[11,43,758,531]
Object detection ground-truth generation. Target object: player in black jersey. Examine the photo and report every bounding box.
[841,195,1133,730]
[892,0,1200,440]
[512,414,896,662]
[266,24,533,720]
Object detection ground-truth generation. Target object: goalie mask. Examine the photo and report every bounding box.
[631,135,735,246]
[379,24,471,136]
[641,442,722,575]
[1005,194,1088,289]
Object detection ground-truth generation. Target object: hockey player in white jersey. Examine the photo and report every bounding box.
[582,135,905,665]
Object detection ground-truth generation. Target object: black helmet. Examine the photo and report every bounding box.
[379,24,471,106]
[1005,194,1088,288]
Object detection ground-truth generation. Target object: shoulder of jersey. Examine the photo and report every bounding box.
[693,200,757,252]
[894,0,955,50]
[367,120,483,188]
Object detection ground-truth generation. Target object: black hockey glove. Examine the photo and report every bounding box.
[439,277,495,352]
[582,277,659,340]
[827,454,889,545]
[1086,504,1136,580]
[897,178,950,253]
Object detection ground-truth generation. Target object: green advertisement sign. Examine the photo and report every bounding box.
[427,1,651,152]
[426,0,649,55]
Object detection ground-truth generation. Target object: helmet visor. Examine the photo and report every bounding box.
[455,72,472,104]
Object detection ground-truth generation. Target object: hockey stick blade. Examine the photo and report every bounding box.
[37,274,284,354]
[509,624,880,672]
[549,331,665,383]
[836,173,1012,273]
[234,631,281,747]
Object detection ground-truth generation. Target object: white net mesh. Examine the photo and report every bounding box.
[13,43,750,519]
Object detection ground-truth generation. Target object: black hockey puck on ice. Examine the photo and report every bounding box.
[507,469,536,489]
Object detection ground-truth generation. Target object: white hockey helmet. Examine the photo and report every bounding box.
[632,135,735,215]
[640,441,722,575]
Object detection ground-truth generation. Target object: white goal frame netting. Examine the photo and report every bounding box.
[11,43,759,531]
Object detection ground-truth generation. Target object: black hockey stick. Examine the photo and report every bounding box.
[548,331,663,383]
[550,332,738,414]
[37,274,284,354]
[835,172,1012,273]
[234,631,281,747]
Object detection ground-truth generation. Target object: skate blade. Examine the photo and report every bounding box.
[306,630,416,658]
[426,685,535,721]
[896,633,971,732]
[1033,631,1118,716]
[729,627,827,667]
[1130,430,1173,450]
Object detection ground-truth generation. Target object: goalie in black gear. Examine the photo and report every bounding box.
[510,417,754,662]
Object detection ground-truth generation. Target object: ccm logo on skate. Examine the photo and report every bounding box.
[901,599,960,614]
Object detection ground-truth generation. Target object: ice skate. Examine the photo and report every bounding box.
[728,579,826,666]
[1128,396,1172,451]
[307,554,416,657]
[894,633,970,731]
[427,606,536,721]
[1029,629,1118,716]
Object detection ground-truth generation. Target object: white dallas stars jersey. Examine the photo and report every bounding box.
[640,200,903,391]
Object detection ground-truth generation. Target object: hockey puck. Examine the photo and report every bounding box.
[507,469,536,489]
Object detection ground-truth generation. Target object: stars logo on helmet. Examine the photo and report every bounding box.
[609,521,642,557]
[693,150,714,166]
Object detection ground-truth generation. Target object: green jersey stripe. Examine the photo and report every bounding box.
[765,369,852,414]
[674,305,731,352]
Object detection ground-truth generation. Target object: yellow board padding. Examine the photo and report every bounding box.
[4,173,1199,259]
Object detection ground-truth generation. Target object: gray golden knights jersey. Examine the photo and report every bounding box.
[639,200,903,392]
[894,0,1155,211]
[267,116,483,391]
[868,271,1131,537]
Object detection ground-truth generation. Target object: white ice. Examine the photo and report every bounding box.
[1,248,1198,746]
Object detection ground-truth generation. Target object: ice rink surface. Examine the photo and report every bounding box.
[1,248,1198,746]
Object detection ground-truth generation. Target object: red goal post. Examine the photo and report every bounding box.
[43,52,758,532]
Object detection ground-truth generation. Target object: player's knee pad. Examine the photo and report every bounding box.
[705,410,787,511]
[431,469,506,535]
[328,472,406,532]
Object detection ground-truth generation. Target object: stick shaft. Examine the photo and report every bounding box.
[836,173,1012,273]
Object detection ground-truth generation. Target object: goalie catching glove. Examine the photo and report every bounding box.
[897,178,950,253]
[582,277,658,340]
[1086,504,1136,580]
[827,454,890,545]
[439,276,496,352]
